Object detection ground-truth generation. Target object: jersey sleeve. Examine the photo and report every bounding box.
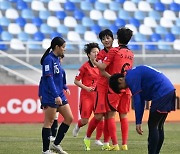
[75,65,85,81]
[103,48,116,66]
[38,77,42,97]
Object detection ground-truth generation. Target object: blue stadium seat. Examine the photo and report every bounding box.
[16,0,28,10]
[39,10,50,20]
[150,33,161,42]
[129,18,140,27]
[131,0,141,3]
[82,17,94,27]
[33,32,45,41]
[109,1,121,11]
[0,1,11,10]
[57,25,69,34]
[176,18,180,26]
[147,0,159,3]
[18,32,30,41]
[8,0,18,2]
[109,24,118,34]
[56,11,67,20]
[118,10,131,20]
[114,18,126,27]
[1,31,13,41]
[69,0,81,2]
[87,0,96,3]
[28,43,42,50]
[64,1,76,11]
[0,17,10,27]
[98,18,110,27]
[164,33,175,42]
[73,10,85,20]
[32,17,43,27]
[145,43,158,51]
[154,2,165,12]
[169,2,180,12]
[134,33,148,42]
[75,25,86,34]
[171,26,180,35]
[155,26,168,35]
[80,1,93,11]
[40,24,53,34]
[16,17,26,27]
[51,32,62,39]
[0,42,8,50]
[116,0,125,3]
[21,9,34,19]
[128,41,141,51]
[23,0,33,2]
[158,41,172,51]
[134,11,146,20]
[95,1,107,11]
[148,10,161,20]
[0,26,3,34]
[91,25,101,34]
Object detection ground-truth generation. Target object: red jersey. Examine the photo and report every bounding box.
[75,61,99,95]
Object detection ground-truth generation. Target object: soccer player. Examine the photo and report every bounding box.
[109,65,176,154]
[83,29,115,150]
[72,43,104,146]
[92,27,134,151]
[39,37,73,154]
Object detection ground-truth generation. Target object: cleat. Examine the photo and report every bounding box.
[83,138,90,151]
[50,143,68,154]
[94,140,103,146]
[42,150,56,154]
[109,144,120,151]
[121,144,128,150]
[101,143,110,151]
[72,124,80,137]
[50,136,56,142]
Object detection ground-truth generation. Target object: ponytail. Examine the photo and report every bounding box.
[40,47,51,65]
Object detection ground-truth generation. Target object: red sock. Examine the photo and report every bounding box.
[107,118,118,145]
[78,119,84,128]
[103,119,110,143]
[96,120,104,140]
[86,117,100,138]
[120,118,128,145]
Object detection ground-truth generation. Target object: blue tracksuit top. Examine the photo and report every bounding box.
[125,65,175,124]
[39,52,67,104]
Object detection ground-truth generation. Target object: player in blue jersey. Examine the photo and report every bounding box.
[39,37,73,154]
[109,65,176,154]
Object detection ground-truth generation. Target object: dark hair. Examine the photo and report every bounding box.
[84,42,100,58]
[109,73,125,94]
[99,29,114,41]
[40,37,65,65]
[117,27,133,45]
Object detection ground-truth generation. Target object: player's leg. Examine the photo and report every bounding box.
[95,118,104,146]
[42,106,56,153]
[50,112,59,141]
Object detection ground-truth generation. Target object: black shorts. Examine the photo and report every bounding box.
[41,100,68,109]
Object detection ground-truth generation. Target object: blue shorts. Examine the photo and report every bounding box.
[41,100,68,109]
[151,90,176,113]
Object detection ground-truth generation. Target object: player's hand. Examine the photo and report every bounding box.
[55,96,62,105]
[65,89,71,95]
[136,124,143,135]
[86,87,94,92]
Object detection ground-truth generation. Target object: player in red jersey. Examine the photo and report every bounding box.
[72,43,104,146]
[83,29,114,151]
[94,27,134,151]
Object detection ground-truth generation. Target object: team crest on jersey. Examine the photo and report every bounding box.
[104,57,107,60]
[45,65,49,71]
[76,71,80,76]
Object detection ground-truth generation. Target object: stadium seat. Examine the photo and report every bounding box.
[24,23,38,34]
[39,10,50,20]
[147,0,159,3]
[123,1,137,12]
[64,16,77,27]
[173,39,180,50]
[57,25,69,34]
[164,33,175,42]
[0,42,8,51]
[160,0,173,4]
[23,0,33,2]
[56,11,67,20]
[67,31,81,42]
[134,11,146,20]
[27,41,42,50]
[10,39,25,50]
[16,0,28,10]
[80,1,93,11]
[118,10,131,20]
[0,11,2,18]
[5,8,19,19]
[148,11,161,20]
[47,16,60,28]
[129,18,140,28]
[114,18,126,27]
[91,25,102,34]
[174,0,180,4]
[42,38,51,49]
[84,31,98,42]
[8,23,22,34]
[103,10,117,21]
[0,17,10,27]
[158,41,172,51]
[32,17,43,27]
[90,10,103,20]
[109,1,121,11]
[16,17,26,27]
[1,31,13,41]
[134,33,148,42]
[138,1,152,11]
[75,25,86,34]
[150,33,161,42]
[139,25,153,35]
[160,18,174,28]
[40,23,53,34]
[98,18,110,27]
[176,18,180,26]
[109,24,118,34]
[18,32,30,41]
[163,10,177,20]
[33,32,45,41]
[51,32,62,39]
[69,0,81,2]
[171,26,180,35]
[31,0,46,11]
[94,1,107,11]
[99,0,111,3]
[48,1,63,11]
[40,0,52,2]
[144,17,157,27]
[125,24,138,34]
[8,0,18,2]
[116,0,125,3]
[82,17,94,27]
[73,10,85,20]
[21,9,34,19]
[155,26,168,35]
[154,2,165,12]
[0,1,11,10]
[64,1,76,11]
[169,2,180,12]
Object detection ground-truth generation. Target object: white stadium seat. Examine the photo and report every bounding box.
[47,16,60,27]
[84,31,98,42]
[48,1,63,11]
[144,17,157,28]
[125,24,138,34]
[160,0,173,4]
[31,0,46,11]
[139,24,153,35]
[160,18,174,28]
[8,23,21,34]
[10,39,25,50]
[123,1,137,12]
[173,39,180,50]
[24,23,38,34]
[5,8,19,19]
[163,10,177,20]
[138,1,152,11]
[90,10,102,20]
[103,10,117,21]
[42,38,51,49]
[67,31,81,42]
[64,16,77,27]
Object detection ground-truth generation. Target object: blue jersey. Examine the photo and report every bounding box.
[39,52,67,104]
[125,65,175,124]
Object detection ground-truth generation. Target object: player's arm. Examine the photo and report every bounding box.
[94,59,107,70]
[74,78,94,92]
[100,69,111,79]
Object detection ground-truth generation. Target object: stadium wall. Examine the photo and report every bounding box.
[0,85,179,123]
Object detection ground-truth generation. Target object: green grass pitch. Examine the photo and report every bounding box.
[0,122,180,154]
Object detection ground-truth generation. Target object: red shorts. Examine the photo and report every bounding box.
[79,92,95,119]
[107,92,131,113]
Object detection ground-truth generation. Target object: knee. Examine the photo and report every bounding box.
[81,118,88,125]
[64,115,74,125]
[95,114,103,121]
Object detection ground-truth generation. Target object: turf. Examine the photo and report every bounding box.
[0,122,180,154]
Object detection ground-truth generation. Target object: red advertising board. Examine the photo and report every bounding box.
[0,85,79,123]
